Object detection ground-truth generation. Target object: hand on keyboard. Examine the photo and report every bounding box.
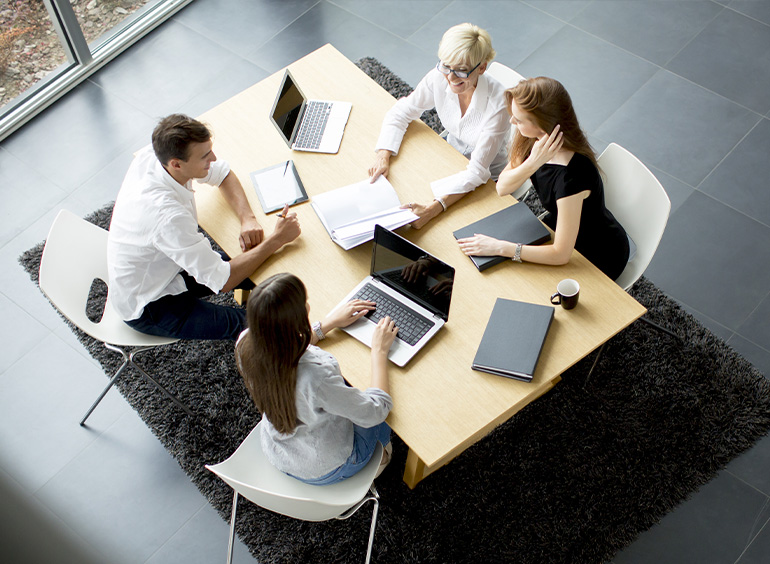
[324,299,376,331]
[372,316,398,356]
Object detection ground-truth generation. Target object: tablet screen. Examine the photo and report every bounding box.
[250,160,308,214]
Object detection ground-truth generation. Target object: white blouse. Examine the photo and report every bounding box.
[375,68,511,198]
[107,145,232,321]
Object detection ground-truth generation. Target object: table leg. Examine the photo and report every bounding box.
[234,289,250,306]
[403,449,426,489]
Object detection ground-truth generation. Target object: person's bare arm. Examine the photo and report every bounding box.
[221,205,300,292]
[402,192,465,229]
[218,171,264,251]
[369,317,398,394]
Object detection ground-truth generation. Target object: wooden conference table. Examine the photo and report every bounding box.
[194,45,647,488]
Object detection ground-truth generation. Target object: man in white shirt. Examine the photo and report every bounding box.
[107,114,301,340]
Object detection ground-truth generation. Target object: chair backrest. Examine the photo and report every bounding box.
[206,421,383,522]
[597,143,671,291]
[39,209,175,347]
[486,61,526,89]
[486,62,532,199]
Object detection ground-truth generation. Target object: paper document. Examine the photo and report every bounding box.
[311,176,418,249]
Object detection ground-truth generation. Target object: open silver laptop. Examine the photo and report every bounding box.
[337,225,455,366]
[269,69,352,154]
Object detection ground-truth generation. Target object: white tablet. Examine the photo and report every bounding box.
[249,160,308,213]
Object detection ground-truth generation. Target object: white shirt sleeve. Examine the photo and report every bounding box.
[375,71,439,156]
[152,205,231,293]
[431,80,511,198]
[201,158,231,187]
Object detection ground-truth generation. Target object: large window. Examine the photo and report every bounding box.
[0,0,191,141]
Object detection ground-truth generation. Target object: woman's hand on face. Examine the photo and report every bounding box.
[457,233,504,257]
[371,316,398,355]
[527,124,563,169]
[325,299,376,330]
[368,150,393,183]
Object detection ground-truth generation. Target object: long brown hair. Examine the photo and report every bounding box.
[505,77,597,170]
[236,273,312,434]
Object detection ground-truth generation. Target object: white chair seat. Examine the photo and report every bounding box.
[39,209,188,425]
[207,420,383,563]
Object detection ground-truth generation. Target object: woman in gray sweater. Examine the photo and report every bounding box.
[235,273,398,484]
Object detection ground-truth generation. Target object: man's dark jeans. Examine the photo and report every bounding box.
[125,271,251,341]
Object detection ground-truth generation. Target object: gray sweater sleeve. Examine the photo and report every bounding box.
[315,370,393,427]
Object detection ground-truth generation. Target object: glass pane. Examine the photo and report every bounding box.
[71,0,159,49]
[0,0,71,112]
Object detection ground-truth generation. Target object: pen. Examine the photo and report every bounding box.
[282,160,290,176]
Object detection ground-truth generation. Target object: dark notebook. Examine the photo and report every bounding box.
[472,298,554,382]
[453,203,551,271]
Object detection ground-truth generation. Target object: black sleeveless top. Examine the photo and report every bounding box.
[531,153,629,281]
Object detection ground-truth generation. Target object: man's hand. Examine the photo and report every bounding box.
[272,204,301,246]
[239,216,264,251]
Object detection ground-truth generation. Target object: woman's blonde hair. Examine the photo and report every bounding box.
[437,23,495,68]
[505,77,597,169]
[236,273,311,435]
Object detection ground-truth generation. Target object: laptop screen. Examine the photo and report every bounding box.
[270,71,305,145]
[371,225,454,321]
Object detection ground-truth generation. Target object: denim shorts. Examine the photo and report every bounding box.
[292,422,391,486]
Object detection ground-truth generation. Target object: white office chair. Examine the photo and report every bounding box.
[486,61,531,200]
[599,143,671,292]
[206,421,383,564]
[38,209,191,426]
[587,143,677,379]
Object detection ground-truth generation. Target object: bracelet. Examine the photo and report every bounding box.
[434,197,447,211]
[512,243,523,263]
[312,321,325,341]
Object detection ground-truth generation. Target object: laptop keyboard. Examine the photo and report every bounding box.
[294,101,331,149]
[353,283,435,346]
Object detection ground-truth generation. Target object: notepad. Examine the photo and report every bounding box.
[310,176,418,250]
[453,203,551,271]
[472,298,554,382]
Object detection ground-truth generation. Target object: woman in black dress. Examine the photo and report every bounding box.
[456,77,630,281]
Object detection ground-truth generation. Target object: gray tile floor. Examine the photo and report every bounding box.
[1,1,769,562]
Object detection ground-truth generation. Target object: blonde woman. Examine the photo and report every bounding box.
[368,23,510,229]
[457,77,631,281]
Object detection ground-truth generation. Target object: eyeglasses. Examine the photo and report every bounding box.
[436,61,481,79]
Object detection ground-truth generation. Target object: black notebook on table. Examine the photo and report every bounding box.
[453,203,551,271]
[472,298,554,382]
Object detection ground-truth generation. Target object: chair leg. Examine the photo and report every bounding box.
[365,484,380,564]
[337,483,380,564]
[128,346,193,416]
[638,315,680,340]
[227,491,239,564]
[79,348,131,426]
[81,343,192,425]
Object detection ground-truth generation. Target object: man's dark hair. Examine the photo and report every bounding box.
[151,114,211,165]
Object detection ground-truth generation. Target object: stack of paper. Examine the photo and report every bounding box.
[311,176,419,250]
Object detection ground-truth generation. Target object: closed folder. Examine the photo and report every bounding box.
[453,203,551,271]
[472,298,554,382]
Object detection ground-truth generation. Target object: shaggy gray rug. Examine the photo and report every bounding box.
[18,59,770,564]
